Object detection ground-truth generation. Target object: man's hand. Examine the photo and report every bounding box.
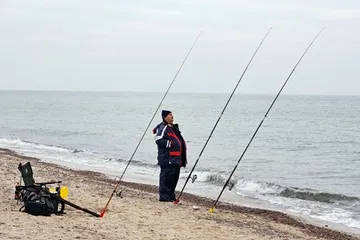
[166,140,174,148]
[182,160,187,168]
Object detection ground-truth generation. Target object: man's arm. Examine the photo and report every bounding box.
[155,125,173,149]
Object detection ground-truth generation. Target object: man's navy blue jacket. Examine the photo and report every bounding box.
[152,122,187,167]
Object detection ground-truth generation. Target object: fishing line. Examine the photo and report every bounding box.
[99,30,203,217]
[174,27,273,204]
[209,27,325,213]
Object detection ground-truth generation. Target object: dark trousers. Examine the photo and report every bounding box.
[159,165,180,201]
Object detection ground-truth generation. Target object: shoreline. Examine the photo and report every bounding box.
[1,147,359,240]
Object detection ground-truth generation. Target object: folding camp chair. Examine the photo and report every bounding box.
[18,162,62,187]
[15,161,100,217]
[15,162,66,215]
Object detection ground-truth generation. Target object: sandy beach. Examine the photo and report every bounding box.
[0,148,359,240]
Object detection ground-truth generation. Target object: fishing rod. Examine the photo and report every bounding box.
[99,30,203,218]
[208,27,325,213]
[173,27,272,204]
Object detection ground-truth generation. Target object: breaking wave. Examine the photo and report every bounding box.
[189,170,360,206]
[0,138,76,153]
[278,188,360,204]
[107,157,157,169]
[191,172,238,187]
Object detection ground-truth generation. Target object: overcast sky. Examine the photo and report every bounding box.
[1,0,359,95]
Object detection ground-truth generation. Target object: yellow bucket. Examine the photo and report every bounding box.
[49,186,69,199]
[59,186,69,199]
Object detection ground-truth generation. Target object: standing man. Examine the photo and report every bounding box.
[152,110,187,202]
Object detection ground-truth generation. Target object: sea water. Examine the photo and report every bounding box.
[1,90,359,232]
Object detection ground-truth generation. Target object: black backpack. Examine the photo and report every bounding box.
[17,187,62,216]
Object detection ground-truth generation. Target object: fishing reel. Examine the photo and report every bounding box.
[228,182,235,191]
[116,189,123,198]
[190,174,197,183]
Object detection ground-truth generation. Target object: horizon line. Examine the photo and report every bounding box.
[0,89,359,97]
